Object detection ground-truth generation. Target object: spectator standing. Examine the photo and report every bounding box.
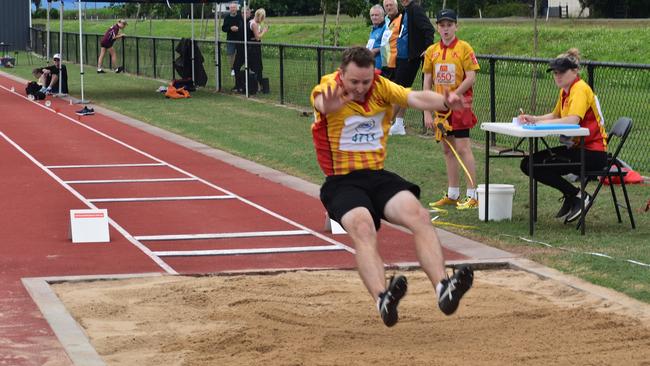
[424,9,480,210]
[97,19,127,74]
[389,0,435,136]
[232,6,252,91]
[222,2,243,76]
[248,8,269,92]
[380,0,403,80]
[367,5,386,71]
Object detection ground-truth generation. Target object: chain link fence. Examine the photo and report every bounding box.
[30,28,649,174]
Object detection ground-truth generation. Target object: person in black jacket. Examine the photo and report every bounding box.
[389,0,435,135]
[221,2,243,76]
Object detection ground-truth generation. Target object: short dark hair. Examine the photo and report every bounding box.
[340,47,375,71]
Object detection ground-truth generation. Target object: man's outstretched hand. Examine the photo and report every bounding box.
[317,85,352,115]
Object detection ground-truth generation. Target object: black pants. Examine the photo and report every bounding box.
[232,43,263,86]
[520,145,607,197]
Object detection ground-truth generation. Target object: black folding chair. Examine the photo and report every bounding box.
[579,117,635,229]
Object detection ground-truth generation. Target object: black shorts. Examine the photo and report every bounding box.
[448,128,470,138]
[319,169,420,230]
[395,58,422,87]
[100,40,115,49]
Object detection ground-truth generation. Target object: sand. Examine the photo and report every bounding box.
[52,269,650,366]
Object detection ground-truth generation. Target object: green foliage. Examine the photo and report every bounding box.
[483,1,530,17]
[32,7,59,19]
[579,0,650,18]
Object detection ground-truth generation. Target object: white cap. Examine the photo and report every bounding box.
[53,53,61,60]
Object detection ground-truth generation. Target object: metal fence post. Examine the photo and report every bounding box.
[317,47,322,84]
[136,37,140,75]
[171,39,176,80]
[279,44,285,105]
[489,57,497,146]
[121,36,125,69]
[153,38,157,79]
[587,63,595,91]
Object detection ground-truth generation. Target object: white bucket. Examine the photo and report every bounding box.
[477,184,515,221]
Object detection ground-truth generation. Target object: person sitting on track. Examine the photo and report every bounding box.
[310,46,474,327]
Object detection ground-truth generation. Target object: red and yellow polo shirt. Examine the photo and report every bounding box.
[553,77,607,151]
[310,70,410,176]
[423,37,480,130]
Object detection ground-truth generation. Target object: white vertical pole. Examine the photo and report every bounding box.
[29,0,32,28]
[58,0,63,95]
[215,4,220,91]
[78,0,85,103]
[59,0,63,62]
[243,0,248,97]
[191,3,196,85]
[46,0,51,60]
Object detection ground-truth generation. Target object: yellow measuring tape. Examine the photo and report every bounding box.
[434,110,475,188]
[430,217,478,230]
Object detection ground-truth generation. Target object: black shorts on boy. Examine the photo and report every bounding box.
[319,169,420,230]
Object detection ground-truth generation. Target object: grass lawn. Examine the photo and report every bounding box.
[34,17,650,63]
[3,61,649,303]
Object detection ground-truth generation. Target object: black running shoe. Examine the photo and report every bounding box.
[115,66,124,73]
[438,266,473,315]
[378,275,408,327]
[75,106,95,116]
[555,195,575,218]
[97,69,106,74]
[565,193,591,223]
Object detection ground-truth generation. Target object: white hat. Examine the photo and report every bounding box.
[53,53,61,60]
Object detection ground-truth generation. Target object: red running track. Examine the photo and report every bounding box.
[0,74,466,365]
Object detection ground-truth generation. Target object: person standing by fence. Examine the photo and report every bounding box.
[424,9,480,210]
[222,2,243,77]
[367,5,386,71]
[248,8,269,93]
[389,0,435,136]
[97,19,127,74]
[310,46,474,328]
[379,0,402,81]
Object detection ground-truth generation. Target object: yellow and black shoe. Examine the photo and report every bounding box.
[456,197,479,210]
[429,194,459,208]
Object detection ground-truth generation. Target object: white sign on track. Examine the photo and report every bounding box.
[70,209,110,243]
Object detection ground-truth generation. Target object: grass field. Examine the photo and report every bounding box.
[3,61,649,303]
[34,16,650,63]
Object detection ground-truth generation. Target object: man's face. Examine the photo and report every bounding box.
[53,58,60,65]
[340,62,375,102]
[229,3,238,16]
[370,8,384,26]
[400,0,412,7]
[383,0,398,18]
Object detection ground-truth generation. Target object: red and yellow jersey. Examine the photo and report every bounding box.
[310,70,411,176]
[380,14,403,69]
[423,37,480,130]
[552,77,607,151]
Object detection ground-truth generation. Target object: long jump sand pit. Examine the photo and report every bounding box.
[52,269,650,366]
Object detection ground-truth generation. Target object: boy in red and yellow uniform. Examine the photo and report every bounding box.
[311,47,474,328]
[424,9,480,210]
[520,48,608,223]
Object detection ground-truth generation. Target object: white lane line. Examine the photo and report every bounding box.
[89,195,235,203]
[135,230,310,241]
[47,163,166,169]
[0,84,355,255]
[64,178,198,184]
[0,131,177,275]
[154,245,343,257]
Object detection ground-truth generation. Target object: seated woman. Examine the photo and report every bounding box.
[519,48,608,223]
